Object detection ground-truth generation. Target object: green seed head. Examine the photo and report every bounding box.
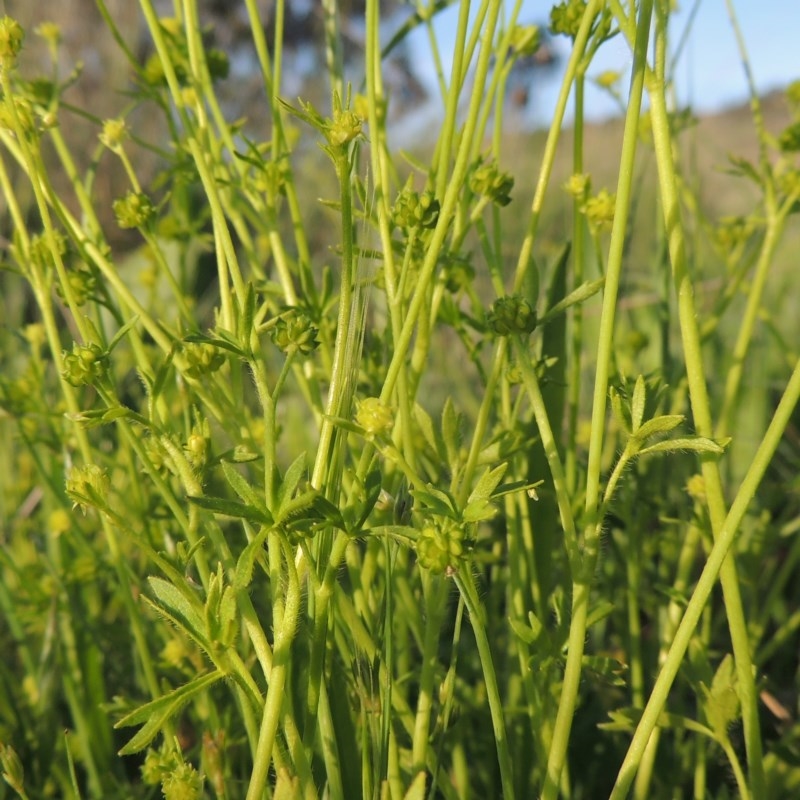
[184,342,226,378]
[416,521,465,573]
[62,342,106,386]
[161,762,203,800]
[393,183,440,231]
[489,295,537,336]
[113,190,156,229]
[470,159,514,206]
[271,309,320,356]
[550,0,586,39]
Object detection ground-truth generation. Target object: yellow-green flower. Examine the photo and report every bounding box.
[582,188,616,232]
[0,16,24,71]
[356,397,394,438]
[100,117,128,151]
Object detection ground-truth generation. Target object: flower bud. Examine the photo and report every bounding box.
[509,25,541,58]
[0,742,25,795]
[100,118,128,151]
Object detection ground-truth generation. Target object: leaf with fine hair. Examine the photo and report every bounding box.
[115,670,224,754]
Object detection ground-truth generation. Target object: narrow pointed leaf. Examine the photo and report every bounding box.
[638,437,725,456]
[468,463,508,504]
[632,414,684,442]
[631,375,646,433]
[116,670,224,754]
[187,495,273,524]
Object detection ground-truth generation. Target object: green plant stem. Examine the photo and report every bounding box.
[539,4,652,797]
[459,339,508,506]
[513,340,579,567]
[512,0,600,294]
[646,8,765,793]
[717,208,792,438]
[432,0,477,202]
[310,146,359,491]
[610,352,800,797]
[410,573,448,772]
[246,536,302,800]
[0,68,166,773]
[302,531,349,745]
[379,0,502,403]
[566,70,586,495]
[454,570,515,800]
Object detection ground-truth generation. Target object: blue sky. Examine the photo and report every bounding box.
[413,1,798,126]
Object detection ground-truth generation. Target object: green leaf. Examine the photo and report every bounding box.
[276,452,308,517]
[66,406,141,428]
[631,375,646,433]
[183,332,246,358]
[278,97,327,134]
[233,525,270,591]
[360,524,417,545]
[462,497,497,523]
[411,484,458,519]
[239,281,256,353]
[414,403,445,462]
[725,154,763,187]
[350,469,383,532]
[632,414,684,442]
[284,491,346,532]
[539,277,605,325]
[187,495,273,524]
[106,315,140,353]
[151,344,179,403]
[598,707,641,732]
[147,577,204,637]
[638,437,725,456]
[610,386,631,434]
[115,670,224,754]
[468,463,508,504]
[221,461,268,514]
[441,398,461,470]
[380,0,455,61]
[509,610,548,648]
[586,601,615,628]
[403,771,428,800]
[582,655,627,686]
[702,653,740,741]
